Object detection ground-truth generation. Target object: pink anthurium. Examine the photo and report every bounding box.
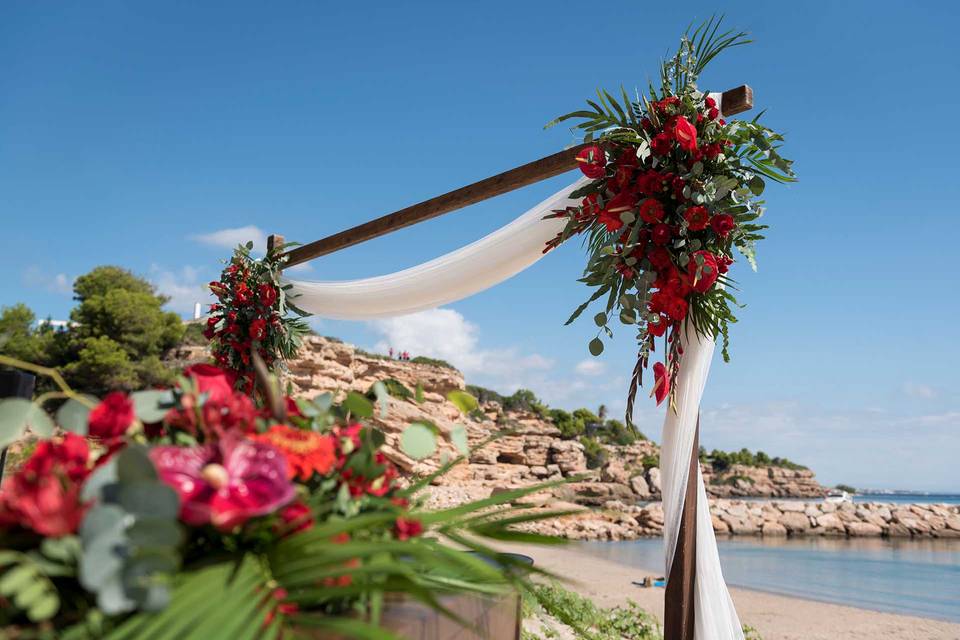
[149,437,295,531]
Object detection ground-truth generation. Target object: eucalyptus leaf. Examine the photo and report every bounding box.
[131,390,174,424]
[343,392,373,418]
[446,390,478,415]
[450,424,470,457]
[399,423,437,460]
[56,397,95,435]
[0,398,32,447]
[588,338,604,356]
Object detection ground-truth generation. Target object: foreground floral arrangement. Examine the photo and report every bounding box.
[545,19,795,417]
[0,358,563,639]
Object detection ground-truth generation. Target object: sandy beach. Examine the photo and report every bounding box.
[502,543,960,640]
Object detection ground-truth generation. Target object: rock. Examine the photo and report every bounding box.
[780,512,810,533]
[712,515,730,534]
[761,521,788,536]
[815,513,845,534]
[646,467,662,493]
[630,475,651,498]
[845,522,883,537]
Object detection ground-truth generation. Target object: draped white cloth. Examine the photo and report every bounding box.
[661,323,744,639]
[283,178,588,319]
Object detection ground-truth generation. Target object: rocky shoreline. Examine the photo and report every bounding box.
[502,497,960,541]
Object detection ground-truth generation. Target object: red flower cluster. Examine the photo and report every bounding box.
[561,92,741,406]
[0,434,91,537]
[206,255,287,394]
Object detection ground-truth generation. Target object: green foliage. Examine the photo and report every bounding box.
[445,390,478,415]
[465,386,549,416]
[409,355,456,370]
[701,447,807,472]
[0,550,62,622]
[179,322,208,347]
[524,582,661,640]
[0,304,57,365]
[374,378,413,401]
[834,484,857,494]
[61,336,140,392]
[640,454,660,469]
[579,436,607,470]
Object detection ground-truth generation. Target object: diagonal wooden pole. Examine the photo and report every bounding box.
[664,415,700,640]
[272,86,753,269]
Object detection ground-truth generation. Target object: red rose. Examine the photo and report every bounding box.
[717,254,734,274]
[650,133,673,156]
[652,362,670,406]
[0,434,90,537]
[612,164,633,190]
[671,176,686,200]
[684,205,710,231]
[88,392,135,443]
[648,316,671,337]
[637,171,664,196]
[616,263,635,280]
[703,143,722,160]
[710,214,735,238]
[672,116,698,152]
[651,223,672,245]
[258,283,278,308]
[249,318,268,341]
[647,246,672,270]
[576,145,606,179]
[655,96,680,113]
[709,107,720,120]
[687,251,720,293]
[394,517,424,541]
[183,364,236,404]
[664,296,688,321]
[639,199,665,224]
[704,96,716,109]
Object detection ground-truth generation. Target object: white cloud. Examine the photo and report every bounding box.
[190,225,269,251]
[369,308,552,388]
[903,382,936,399]
[23,266,73,295]
[149,264,212,316]
[575,359,606,376]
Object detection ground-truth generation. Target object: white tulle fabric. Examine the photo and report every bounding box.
[660,323,743,639]
[282,178,588,319]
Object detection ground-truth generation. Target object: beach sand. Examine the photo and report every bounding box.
[502,543,960,640]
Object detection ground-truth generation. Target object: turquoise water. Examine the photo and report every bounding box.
[581,537,960,622]
[854,493,960,505]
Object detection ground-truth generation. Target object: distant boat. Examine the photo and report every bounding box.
[824,489,852,504]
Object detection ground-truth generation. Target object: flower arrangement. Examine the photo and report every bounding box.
[545,18,795,418]
[0,357,563,639]
[205,241,310,394]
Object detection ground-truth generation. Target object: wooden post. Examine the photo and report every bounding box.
[0,371,36,482]
[278,85,753,269]
[267,234,285,254]
[664,416,700,640]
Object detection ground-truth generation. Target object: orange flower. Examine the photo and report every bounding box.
[251,425,336,481]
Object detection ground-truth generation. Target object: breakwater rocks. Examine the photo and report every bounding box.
[518,498,960,541]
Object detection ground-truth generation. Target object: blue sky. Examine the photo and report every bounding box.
[2,1,958,491]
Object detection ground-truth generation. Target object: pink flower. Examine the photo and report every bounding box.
[149,438,295,531]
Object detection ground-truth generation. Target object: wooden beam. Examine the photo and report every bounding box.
[280,85,752,268]
[664,416,700,640]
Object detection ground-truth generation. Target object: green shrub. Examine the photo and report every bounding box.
[409,355,457,370]
[703,447,807,472]
[523,582,661,640]
[834,484,857,494]
[640,453,660,469]
[180,322,208,346]
[579,436,607,469]
[379,378,413,401]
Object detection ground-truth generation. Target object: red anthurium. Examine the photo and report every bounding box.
[575,145,606,179]
[652,362,670,406]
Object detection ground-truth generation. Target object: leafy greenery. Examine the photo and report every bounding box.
[0,266,183,395]
[409,355,456,370]
[578,436,607,470]
[523,582,661,640]
[834,484,857,494]
[700,447,807,472]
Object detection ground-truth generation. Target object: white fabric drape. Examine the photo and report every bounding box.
[660,323,743,639]
[283,178,588,319]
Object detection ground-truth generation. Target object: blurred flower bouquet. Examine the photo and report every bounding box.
[0,358,566,639]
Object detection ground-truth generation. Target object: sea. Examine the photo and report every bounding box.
[581,519,960,622]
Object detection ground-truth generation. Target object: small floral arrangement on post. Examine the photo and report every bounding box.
[0,356,564,639]
[205,241,310,394]
[545,18,795,418]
